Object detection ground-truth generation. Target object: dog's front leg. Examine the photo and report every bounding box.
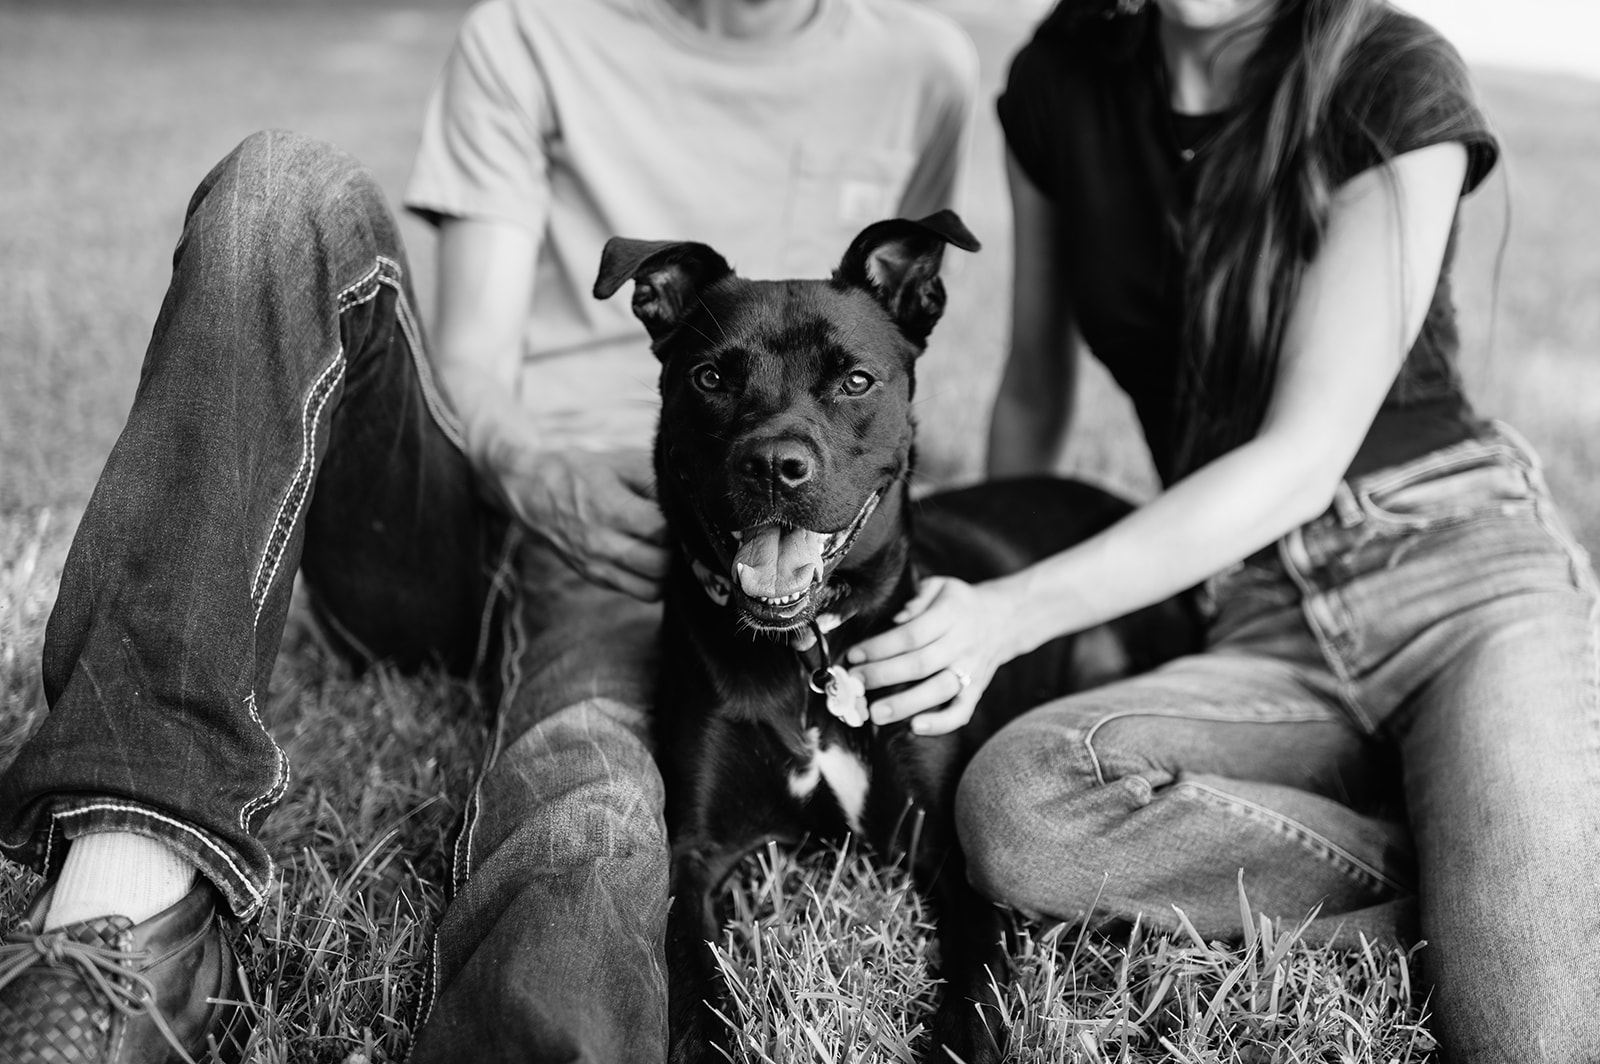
[665,842,742,1064]
[919,846,1010,1064]
[878,735,1010,1064]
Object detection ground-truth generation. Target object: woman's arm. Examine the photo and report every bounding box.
[432,217,667,601]
[987,151,1082,477]
[851,141,1470,731]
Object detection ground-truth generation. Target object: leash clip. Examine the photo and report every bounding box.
[806,623,832,693]
[802,622,869,728]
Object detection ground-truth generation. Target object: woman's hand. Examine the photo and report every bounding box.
[845,576,1021,736]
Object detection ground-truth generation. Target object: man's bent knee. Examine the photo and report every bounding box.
[471,699,667,871]
[190,129,392,262]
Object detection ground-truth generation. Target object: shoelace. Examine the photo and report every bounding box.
[0,927,199,1064]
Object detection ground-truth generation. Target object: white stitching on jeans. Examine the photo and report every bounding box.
[53,802,266,913]
[41,820,56,877]
[239,341,348,832]
[423,532,522,1035]
[374,257,467,454]
[236,691,285,832]
[1081,704,1336,787]
[239,262,394,834]
[450,543,524,894]
[471,528,521,680]
[413,928,445,1039]
[1176,779,1410,893]
[336,258,384,307]
[1280,527,1372,733]
[249,348,347,629]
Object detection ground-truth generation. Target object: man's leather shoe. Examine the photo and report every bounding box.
[0,881,242,1063]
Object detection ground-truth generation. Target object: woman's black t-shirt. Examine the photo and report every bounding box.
[997,6,1500,483]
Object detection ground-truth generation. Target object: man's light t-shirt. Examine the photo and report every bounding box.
[404,0,978,454]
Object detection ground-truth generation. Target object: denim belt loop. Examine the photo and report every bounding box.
[1332,481,1363,528]
[1488,419,1541,472]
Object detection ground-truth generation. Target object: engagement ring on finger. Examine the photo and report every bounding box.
[949,666,972,690]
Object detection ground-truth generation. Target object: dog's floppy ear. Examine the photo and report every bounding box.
[833,209,980,346]
[593,238,733,344]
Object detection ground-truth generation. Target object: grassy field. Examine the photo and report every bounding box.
[1,2,1596,1061]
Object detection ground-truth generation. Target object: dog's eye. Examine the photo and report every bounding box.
[691,365,725,393]
[840,370,876,397]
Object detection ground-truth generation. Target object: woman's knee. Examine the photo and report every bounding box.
[956,713,1106,911]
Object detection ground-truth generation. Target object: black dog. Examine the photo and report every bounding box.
[594,211,1195,1063]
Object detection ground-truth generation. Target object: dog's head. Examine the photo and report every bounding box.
[594,211,979,636]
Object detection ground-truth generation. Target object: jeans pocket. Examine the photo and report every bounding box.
[1358,452,1537,533]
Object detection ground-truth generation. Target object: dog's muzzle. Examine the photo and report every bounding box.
[689,488,882,632]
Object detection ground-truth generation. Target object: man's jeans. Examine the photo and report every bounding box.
[0,131,668,1063]
[958,425,1600,1063]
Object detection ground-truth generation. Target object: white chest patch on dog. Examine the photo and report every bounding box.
[788,729,824,800]
[788,727,871,834]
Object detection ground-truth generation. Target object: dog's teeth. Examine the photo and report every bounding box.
[756,588,808,606]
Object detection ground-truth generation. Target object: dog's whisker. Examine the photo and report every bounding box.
[835,317,862,351]
[681,319,722,348]
[909,385,970,405]
[696,297,729,342]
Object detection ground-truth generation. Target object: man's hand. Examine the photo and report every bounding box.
[502,447,669,601]
[429,219,669,600]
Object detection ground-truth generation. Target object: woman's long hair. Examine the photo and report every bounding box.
[1040,0,1475,477]
[1173,0,1383,476]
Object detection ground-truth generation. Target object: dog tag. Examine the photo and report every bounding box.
[823,665,868,728]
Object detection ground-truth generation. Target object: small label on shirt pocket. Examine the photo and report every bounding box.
[1359,455,1537,532]
[781,145,914,275]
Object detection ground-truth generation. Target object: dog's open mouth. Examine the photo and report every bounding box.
[715,490,881,630]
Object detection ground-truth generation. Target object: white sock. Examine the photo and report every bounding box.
[44,831,197,930]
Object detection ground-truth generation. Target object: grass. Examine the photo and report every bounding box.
[707,843,1436,1064]
[2,2,1596,1061]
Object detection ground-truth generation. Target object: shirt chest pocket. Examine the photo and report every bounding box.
[780,145,916,275]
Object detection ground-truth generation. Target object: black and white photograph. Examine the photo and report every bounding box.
[1,0,1596,1061]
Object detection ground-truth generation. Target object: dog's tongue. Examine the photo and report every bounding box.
[733,524,825,599]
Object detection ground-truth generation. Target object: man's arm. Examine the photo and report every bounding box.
[432,217,536,481]
[431,217,667,601]
[406,3,665,601]
[894,21,980,219]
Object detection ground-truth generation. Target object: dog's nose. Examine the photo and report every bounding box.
[739,439,813,492]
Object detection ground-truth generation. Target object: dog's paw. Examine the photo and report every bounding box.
[921,1000,1006,1064]
[668,1031,712,1064]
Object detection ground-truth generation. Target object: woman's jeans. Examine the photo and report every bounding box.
[0,131,669,1063]
[958,425,1600,1063]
